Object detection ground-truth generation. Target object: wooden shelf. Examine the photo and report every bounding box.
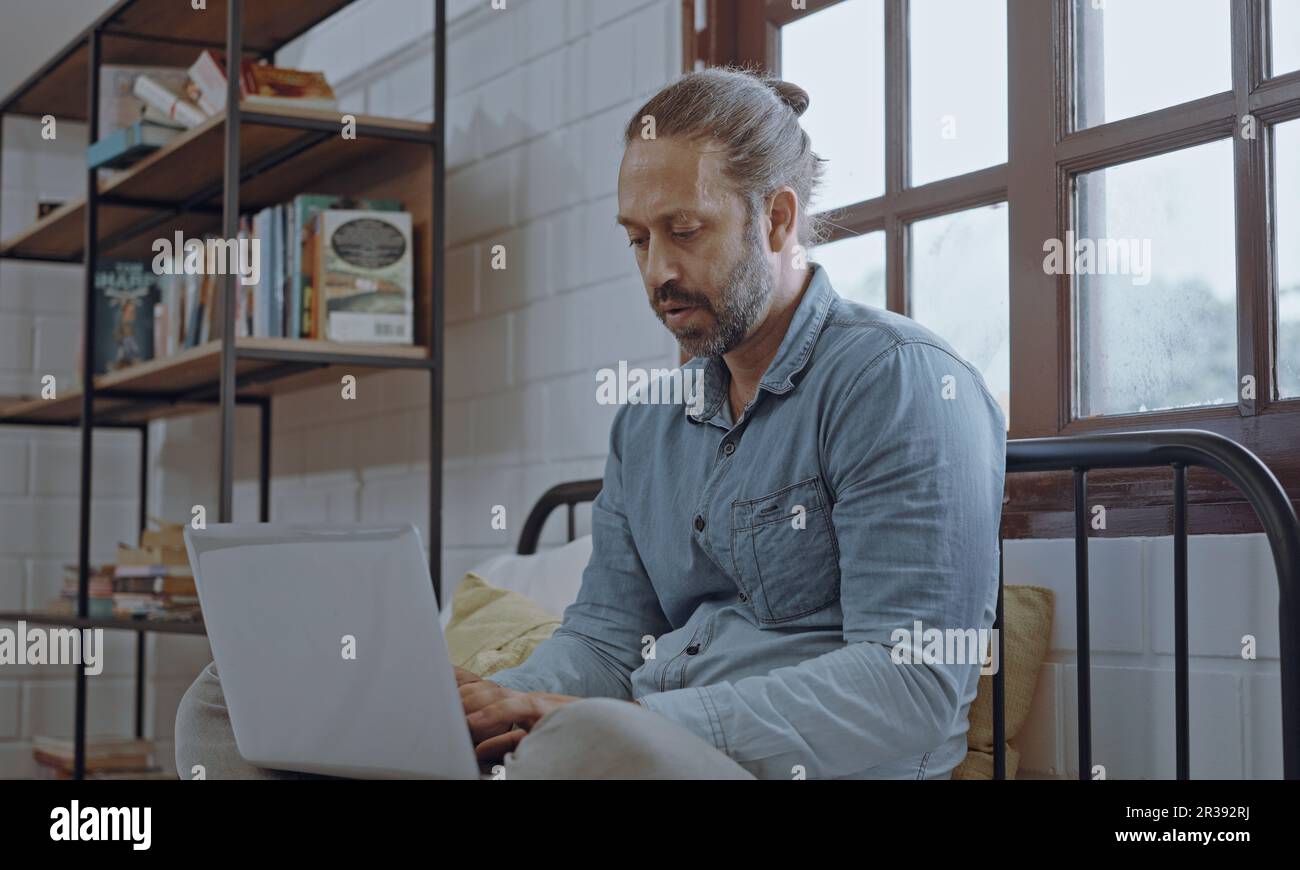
[0,338,431,427]
[0,0,359,120]
[0,104,434,264]
[0,610,206,636]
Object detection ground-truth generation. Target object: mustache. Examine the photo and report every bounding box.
[653,283,713,311]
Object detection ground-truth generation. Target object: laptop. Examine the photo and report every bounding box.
[184,523,480,779]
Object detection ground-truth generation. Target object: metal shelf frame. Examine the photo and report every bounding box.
[0,0,448,780]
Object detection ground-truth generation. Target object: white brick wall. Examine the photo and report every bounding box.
[1004,534,1286,779]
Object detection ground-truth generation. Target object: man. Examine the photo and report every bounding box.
[175,67,1005,780]
[455,68,1006,779]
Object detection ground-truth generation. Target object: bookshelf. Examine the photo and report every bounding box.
[0,0,447,779]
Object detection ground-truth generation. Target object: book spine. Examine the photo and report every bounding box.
[153,302,165,360]
[252,209,266,338]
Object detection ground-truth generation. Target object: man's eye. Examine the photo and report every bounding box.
[628,237,647,249]
[672,229,698,241]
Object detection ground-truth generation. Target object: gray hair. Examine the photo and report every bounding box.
[622,67,829,249]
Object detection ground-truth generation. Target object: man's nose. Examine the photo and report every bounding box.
[643,238,680,291]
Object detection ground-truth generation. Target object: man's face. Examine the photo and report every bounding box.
[617,136,775,358]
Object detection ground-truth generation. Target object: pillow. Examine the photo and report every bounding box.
[444,573,561,678]
[952,584,1055,780]
[441,534,593,630]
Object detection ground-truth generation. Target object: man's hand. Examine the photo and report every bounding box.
[460,679,583,763]
[457,668,643,766]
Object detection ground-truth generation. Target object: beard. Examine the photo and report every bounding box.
[650,219,774,358]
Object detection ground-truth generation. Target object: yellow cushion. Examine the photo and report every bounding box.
[444,573,561,678]
[952,584,1055,779]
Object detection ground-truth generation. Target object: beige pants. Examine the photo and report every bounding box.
[174,661,755,780]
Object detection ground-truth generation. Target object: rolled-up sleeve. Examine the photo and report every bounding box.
[639,341,1006,777]
[488,405,673,699]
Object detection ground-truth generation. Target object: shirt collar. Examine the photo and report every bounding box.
[686,261,838,424]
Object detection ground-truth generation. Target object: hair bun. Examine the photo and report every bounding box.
[770,80,810,117]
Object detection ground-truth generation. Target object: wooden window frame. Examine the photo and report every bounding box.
[684,0,1300,537]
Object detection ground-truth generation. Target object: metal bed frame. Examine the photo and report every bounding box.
[515,429,1300,780]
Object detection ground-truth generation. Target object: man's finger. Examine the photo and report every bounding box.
[467,695,537,744]
[453,666,482,686]
[474,727,527,764]
[459,680,511,715]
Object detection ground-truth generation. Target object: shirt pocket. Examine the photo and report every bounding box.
[730,476,841,624]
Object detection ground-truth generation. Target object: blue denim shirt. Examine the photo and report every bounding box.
[489,262,1007,779]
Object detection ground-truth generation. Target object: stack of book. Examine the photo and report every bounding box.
[149,195,415,355]
[88,52,338,170]
[49,518,200,624]
[47,566,114,619]
[33,736,167,780]
[187,50,338,114]
[255,195,414,344]
[111,519,200,622]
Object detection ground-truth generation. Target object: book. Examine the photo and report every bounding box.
[113,575,197,597]
[141,517,186,551]
[187,50,337,114]
[98,65,192,135]
[158,269,184,358]
[187,51,227,114]
[310,209,415,344]
[291,195,402,338]
[92,261,160,375]
[33,736,156,775]
[132,73,208,128]
[242,63,337,111]
[182,271,203,349]
[86,120,181,170]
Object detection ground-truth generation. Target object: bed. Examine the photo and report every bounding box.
[482,428,1300,780]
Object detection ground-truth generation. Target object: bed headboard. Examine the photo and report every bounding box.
[517,479,603,555]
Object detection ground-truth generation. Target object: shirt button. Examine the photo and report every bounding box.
[686,643,700,655]
[694,515,705,532]
[722,441,735,456]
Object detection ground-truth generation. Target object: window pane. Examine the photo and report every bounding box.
[910,204,1010,423]
[909,0,1007,186]
[1278,120,1300,398]
[1073,0,1231,129]
[781,0,885,210]
[1273,0,1300,77]
[814,231,886,309]
[1074,140,1237,417]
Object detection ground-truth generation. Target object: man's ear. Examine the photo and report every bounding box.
[765,187,799,254]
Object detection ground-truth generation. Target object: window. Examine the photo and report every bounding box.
[1272,0,1300,76]
[773,0,1011,428]
[691,0,1300,533]
[1278,119,1300,398]
[812,231,886,309]
[910,204,1010,420]
[1074,140,1237,416]
[1072,0,1231,129]
[910,0,1008,185]
[780,0,885,208]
